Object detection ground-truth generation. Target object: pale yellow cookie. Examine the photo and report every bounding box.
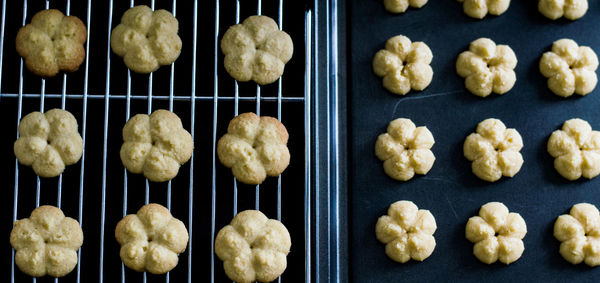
[115,203,189,274]
[10,205,83,277]
[120,110,193,182]
[221,15,293,85]
[554,203,600,266]
[457,0,511,19]
[466,202,527,264]
[111,5,182,73]
[464,118,523,182]
[215,210,291,283]
[375,118,435,181]
[217,112,290,185]
[540,39,598,97]
[539,0,588,20]
[14,109,83,178]
[16,9,87,77]
[384,0,428,14]
[372,35,433,95]
[376,201,437,263]
[547,118,600,181]
[456,38,517,97]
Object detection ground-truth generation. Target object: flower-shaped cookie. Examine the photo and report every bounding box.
[221,15,294,85]
[464,118,523,182]
[215,210,291,283]
[466,202,527,264]
[456,38,517,97]
[375,118,435,181]
[539,0,588,20]
[217,112,290,185]
[14,109,83,178]
[16,9,87,77]
[111,5,182,74]
[539,39,598,97]
[375,201,437,263]
[372,35,433,95]
[120,110,193,182]
[115,203,189,274]
[457,0,511,19]
[547,118,600,181]
[383,0,428,13]
[554,203,600,266]
[10,205,83,277]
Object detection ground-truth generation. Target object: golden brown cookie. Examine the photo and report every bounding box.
[217,112,290,185]
[10,205,83,277]
[120,109,193,182]
[14,109,83,178]
[215,210,291,283]
[111,5,182,73]
[115,203,189,274]
[16,9,87,77]
[221,15,294,85]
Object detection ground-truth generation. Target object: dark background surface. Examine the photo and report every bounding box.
[349,0,600,282]
[1,0,311,282]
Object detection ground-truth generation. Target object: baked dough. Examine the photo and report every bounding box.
[14,109,83,178]
[10,205,83,277]
[457,0,511,19]
[547,118,600,181]
[456,38,517,97]
[384,0,428,13]
[464,118,523,182]
[375,118,435,181]
[539,39,598,97]
[217,112,290,185]
[120,110,193,182]
[115,203,189,274]
[466,202,527,264]
[215,210,291,283]
[554,203,600,266]
[372,35,433,95]
[111,5,182,73]
[16,9,87,77]
[375,201,437,263]
[539,0,588,20]
[221,15,293,85]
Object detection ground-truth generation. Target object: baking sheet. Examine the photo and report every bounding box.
[349,1,600,281]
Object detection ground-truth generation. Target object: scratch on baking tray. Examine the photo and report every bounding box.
[421,176,460,187]
[445,193,459,220]
[391,90,462,118]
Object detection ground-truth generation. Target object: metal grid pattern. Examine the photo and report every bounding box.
[4,0,318,282]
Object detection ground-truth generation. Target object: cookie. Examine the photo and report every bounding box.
[383,0,428,14]
[372,35,433,95]
[221,15,294,85]
[111,5,182,73]
[457,0,510,19]
[554,203,600,266]
[115,203,189,274]
[463,118,523,182]
[375,118,435,181]
[466,202,527,264]
[217,112,290,185]
[10,205,83,277]
[16,9,87,77]
[375,201,437,263]
[539,39,598,97]
[539,0,588,20]
[547,118,600,181]
[456,38,517,97]
[215,210,291,283]
[14,109,83,178]
[120,109,193,182]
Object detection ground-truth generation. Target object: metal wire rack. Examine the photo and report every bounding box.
[2,0,342,282]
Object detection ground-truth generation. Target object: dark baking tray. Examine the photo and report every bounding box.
[349,0,600,281]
